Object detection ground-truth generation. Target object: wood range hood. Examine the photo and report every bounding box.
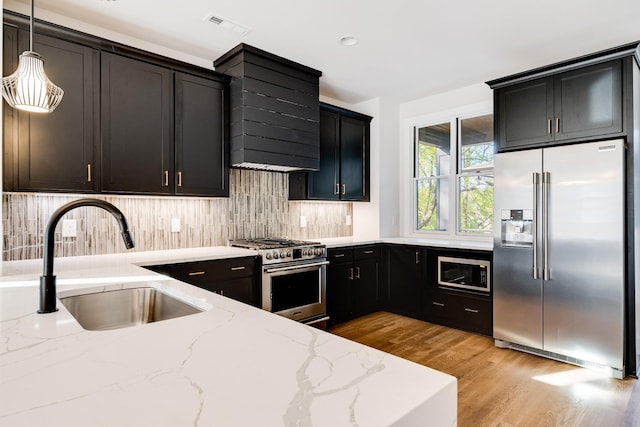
[214,44,323,172]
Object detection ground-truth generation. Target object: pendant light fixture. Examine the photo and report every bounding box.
[1,0,64,113]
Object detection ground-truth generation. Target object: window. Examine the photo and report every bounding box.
[415,122,450,231]
[458,114,494,235]
[412,112,494,238]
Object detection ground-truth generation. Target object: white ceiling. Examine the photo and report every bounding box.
[5,0,640,104]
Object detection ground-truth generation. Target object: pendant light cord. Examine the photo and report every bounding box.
[29,0,34,52]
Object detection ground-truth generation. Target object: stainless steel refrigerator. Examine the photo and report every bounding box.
[493,139,625,378]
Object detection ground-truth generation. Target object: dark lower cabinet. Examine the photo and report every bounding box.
[327,244,381,325]
[385,245,425,319]
[145,256,260,307]
[423,290,492,336]
[3,27,99,192]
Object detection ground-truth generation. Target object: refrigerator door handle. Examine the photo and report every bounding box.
[532,173,540,279]
[542,171,551,280]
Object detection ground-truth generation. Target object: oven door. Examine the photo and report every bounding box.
[263,260,328,322]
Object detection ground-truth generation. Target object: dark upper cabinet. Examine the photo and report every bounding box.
[3,27,98,192]
[308,109,340,200]
[290,103,372,202]
[101,52,174,194]
[175,72,228,196]
[497,77,554,149]
[3,11,229,197]
[494,60,623,151]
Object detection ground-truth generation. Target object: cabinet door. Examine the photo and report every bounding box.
[352,257,379,318]
[210,277,257,306]
[386,245,424,318]
[8,30,98,192]
[339,116,368,201]
[554,60,622,140]
[175,72,228,196]
[497,77,554,150]
[308,109,340,200]
[327,261,352,325]
[101,52,173,194]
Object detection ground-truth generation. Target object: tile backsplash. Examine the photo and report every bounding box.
[3,169,353,261]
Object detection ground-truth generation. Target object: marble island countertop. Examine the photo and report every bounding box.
[0,247,457,426]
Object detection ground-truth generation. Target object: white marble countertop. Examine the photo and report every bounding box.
[0,247,457,426]
[320,236,493,251]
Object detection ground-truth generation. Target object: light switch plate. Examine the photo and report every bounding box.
[300,215,307,228]
[171,218,181,233]
[346,215,352,226]
[62,219,77,237]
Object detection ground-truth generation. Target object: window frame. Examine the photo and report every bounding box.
[403,101,493,242]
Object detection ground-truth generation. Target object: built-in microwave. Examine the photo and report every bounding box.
[437,256,490,294]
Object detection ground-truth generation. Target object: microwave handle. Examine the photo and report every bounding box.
[265,260,330,274]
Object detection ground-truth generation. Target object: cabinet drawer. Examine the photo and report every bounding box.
[171,257,256,283]
[355,245,380,260]
[424,291,492,335]
[328,247,354,263]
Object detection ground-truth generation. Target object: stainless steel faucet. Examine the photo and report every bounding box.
[39,198,135,314]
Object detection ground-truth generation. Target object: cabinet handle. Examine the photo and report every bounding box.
[230,266,246,271]
[87,163,92,182]
[363,250,374,254]
[188,271,206,276]
[333,253,345,258]
[547,119,551,135]
[164,170,169,187]
[348,267,354,280]
[555,117,560,133]
[335,183,340,195]
[177,171,182,187]
[341,184,346,195]
[355,267,361,279]
[465,308,479,313]
[415,252,420,264]
[220,290,224,296]
[433,301,445,307]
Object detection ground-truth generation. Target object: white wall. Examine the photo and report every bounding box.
[398,83,493,237]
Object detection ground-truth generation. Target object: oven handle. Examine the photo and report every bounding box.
[265,260,329,274]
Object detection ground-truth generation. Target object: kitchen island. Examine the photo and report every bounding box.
[0,247,456,426]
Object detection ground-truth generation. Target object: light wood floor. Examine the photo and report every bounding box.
[329,312,640,427]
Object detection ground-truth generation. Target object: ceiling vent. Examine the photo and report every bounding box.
[204,13,251,36]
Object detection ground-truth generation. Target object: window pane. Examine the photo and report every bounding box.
[416,122,450,177]
[416,178,449,231]
[460,115,494,171]
[458,174,494,234]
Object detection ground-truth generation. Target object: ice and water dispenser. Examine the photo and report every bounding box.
[500,209,534,247]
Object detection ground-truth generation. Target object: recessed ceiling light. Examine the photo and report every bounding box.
[340,36,358,46]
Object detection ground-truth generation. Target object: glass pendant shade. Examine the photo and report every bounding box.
[1,51,64,113]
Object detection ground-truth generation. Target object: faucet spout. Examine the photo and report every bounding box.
[39,198,135,314]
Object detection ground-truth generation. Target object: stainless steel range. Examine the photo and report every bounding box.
[229,238,328,325]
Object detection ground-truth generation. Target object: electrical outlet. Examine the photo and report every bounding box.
[171,218,181,233]
[62,219,77,237]
[300,215,307,228]
[346,215,352,226]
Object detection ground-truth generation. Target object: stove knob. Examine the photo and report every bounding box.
[272,251,279,259]
[265,252,273,260]
[302,249,309,256]
[316,248,324,256]
[286,250,292,257]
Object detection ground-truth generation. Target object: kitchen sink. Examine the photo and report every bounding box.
[60,287,203,331]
